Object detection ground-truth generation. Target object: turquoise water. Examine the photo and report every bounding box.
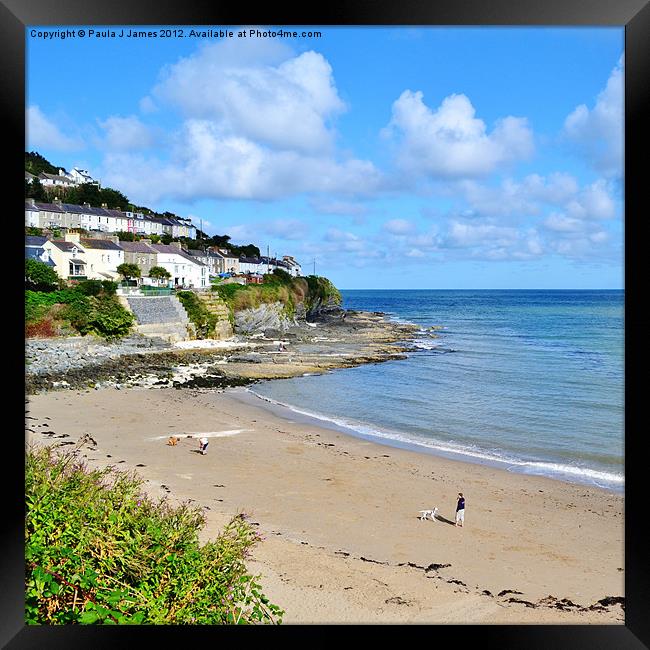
[251,290,624,492]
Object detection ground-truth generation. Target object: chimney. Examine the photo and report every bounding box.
[170,241,182,250]
[101,202,108,209]
[27,198,36,206]
[64,232,80,244]
[83,202,91,208]
[53,197,62,204]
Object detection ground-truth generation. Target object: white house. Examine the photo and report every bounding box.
[25,199,41,228]
[39,172,76,189]
[59,167,100,187]
[150,242,208,288]
[238,256,266,275]
[282,255,302,277]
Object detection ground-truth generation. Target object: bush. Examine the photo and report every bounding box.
[26,283,133,339]
[86,295,135,340]
[25,444,283,625]
[75,280,104,296]
[25,259,60,292]
[25,317,57,338]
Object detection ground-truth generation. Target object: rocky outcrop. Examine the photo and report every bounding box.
[234,302,295,335]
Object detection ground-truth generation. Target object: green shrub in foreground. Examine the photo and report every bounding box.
[25,444,283,625]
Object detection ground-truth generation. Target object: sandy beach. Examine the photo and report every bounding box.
[26,385,624,624]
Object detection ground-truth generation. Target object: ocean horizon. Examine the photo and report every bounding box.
[251,289,625,493]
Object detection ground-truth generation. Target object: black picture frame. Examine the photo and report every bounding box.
[5,0,647,646]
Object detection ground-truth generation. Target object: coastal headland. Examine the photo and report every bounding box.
[25,309,624,624]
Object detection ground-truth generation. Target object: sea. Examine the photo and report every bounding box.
[249,290,624,493]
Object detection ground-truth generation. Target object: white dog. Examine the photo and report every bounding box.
[419,507,438,521]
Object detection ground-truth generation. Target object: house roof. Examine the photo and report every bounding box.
[49,240,82,252]
[80,238,122,251]
[119,241,158,254]
[25,201,40,212]
[34,202,65,213]
[25,235,48,247]
[25,248,56,265]
[150,244,206,266]
[39,173,74,183]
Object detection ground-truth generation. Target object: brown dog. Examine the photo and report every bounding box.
[167,436,179,446]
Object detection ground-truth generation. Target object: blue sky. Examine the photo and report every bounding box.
[26,26,624,289]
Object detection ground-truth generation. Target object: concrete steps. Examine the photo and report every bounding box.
[194,291,233,339]
[124,295,192,342]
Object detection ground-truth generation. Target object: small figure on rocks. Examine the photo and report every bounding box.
[199,437,209,455]
[167,436,179,446]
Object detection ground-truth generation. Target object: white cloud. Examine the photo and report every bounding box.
[26,105,83,151]
[153,40,345,155]
[565,180,617,221]
[101,119,382,203]
[383,91,534,178]
[383,218,416,235]
[98,115,154,151]
[261,219,309,240]
[101,40,381,203]
[139,96,158,114]
[445,221,519,249]
[563,56,623,177]
[309,198,369,217]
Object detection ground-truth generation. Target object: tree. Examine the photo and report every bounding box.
[25,259,60,292]
[116,263,141,282]
[26,177,47,202]
[149,266,171,286]
[99,187,130,210]
[25,151,58,176]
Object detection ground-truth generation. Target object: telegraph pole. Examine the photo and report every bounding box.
[313,258,316,276]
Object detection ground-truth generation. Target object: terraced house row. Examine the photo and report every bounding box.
[25,198,197,239]
[26,233,302,289]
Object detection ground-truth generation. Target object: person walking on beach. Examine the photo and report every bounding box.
[199,437,209,455]
[455,493,465,527]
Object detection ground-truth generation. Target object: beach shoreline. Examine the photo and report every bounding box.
[26,383,625,624]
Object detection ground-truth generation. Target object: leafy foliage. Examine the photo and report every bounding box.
[212,273,340,321]
[25,259,61,292]
[26,285,133,340]
[25,151,58,176]
[149,266,171,280]
[25,177,48,201]
[176,291,218,339]
[116,263,141,281]
[25,444,283,625]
